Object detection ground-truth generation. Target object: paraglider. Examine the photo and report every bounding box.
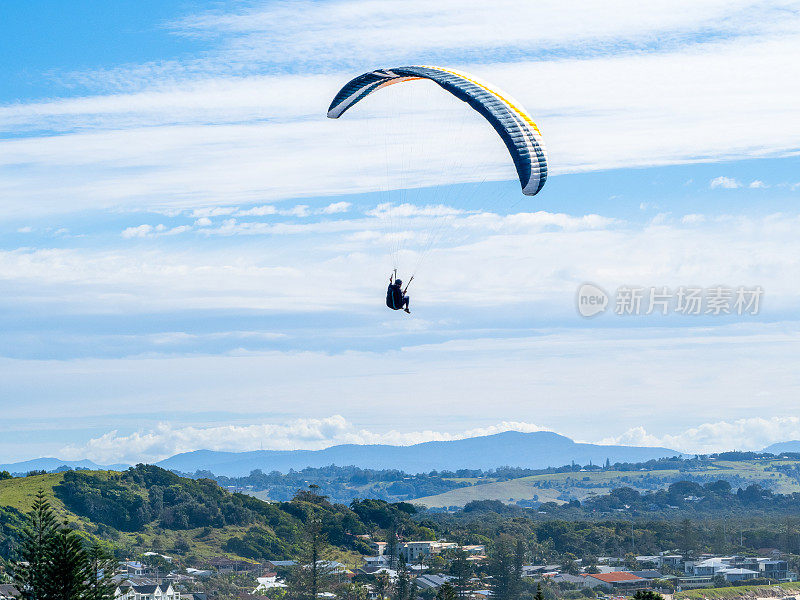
[386,271,411,314]
[327,65,549,312]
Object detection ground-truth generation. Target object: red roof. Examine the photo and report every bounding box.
[588,572,644,583]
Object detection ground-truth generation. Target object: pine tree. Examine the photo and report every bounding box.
[85,542,115,600]
[374,572,393,600]
[15,490,59,600]
[45,522,90,600]
[450,551,472,598]
[435,583,457,600]
[513,539,525,596]
[386,521,399,570]
[394,556,409,600]
[535,582,545,600]
[489,540,514,600]
[288,503,332,600]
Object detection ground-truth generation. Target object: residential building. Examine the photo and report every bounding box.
[583,572,651,591]
[414,574,455,591]
[114,583,180,600]
[253,573,287,593]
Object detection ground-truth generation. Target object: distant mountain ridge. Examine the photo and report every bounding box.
[156,430,682,476]
[0,457,128,474]
[763,441,800,454]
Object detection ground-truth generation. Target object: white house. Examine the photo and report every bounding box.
[114,583,180,600]
[253,573,287,593]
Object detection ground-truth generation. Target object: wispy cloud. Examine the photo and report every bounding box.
[2,3,800,217]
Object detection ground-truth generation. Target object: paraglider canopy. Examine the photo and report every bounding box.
[327,65,548,196]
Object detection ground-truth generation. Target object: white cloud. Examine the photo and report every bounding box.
[4,208,800,315]
[602,417,800,454]
[52,413,800,465]
[121,224,154,238]
[710,176,741,189]
[282,204,310,217]
[320,201,351,214]
[60,416,550,464]
[237,205,277,216]
[750,179,768,188]
[1,7,800,217]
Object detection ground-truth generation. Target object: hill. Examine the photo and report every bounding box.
[157,431,680,476]
[763,441,800,454]
[0,457,128,474]
[415,457,800,507]
[0,465,429,567]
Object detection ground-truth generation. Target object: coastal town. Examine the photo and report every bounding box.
[3,540,797,600]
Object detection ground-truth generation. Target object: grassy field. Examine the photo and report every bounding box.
[414,459,800,508]
[674,581,800,600]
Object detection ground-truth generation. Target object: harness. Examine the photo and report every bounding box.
[386,284,403,310]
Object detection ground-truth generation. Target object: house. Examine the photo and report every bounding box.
[185,568,213,578]
[364,555,390,568]
[0,584,20,600]
[114,583,180,600]
[142,553,173,564]
[759,559,793,581]
[584,572,650,591]
[657,555,684,570]
[206,557,261,574]
[358,566,398,579]
[264,560,296,572]
[398,541,457,562]
[370,541,387,556]
[685,556,795,582]
[521,564,561,577]
[717,568,759,583]
[253,573,287,593]
[414,574,455,591]
[120,561,149,577]
[631,570,665,580]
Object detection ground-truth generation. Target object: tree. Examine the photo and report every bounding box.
[632,591,663,600]
[86,542,116,600]
[488,539,521,600]
[45,521,90,600]
[535,583,545,600]
[449,552,472,598]
[287,508,332,600]
[336,582,367,600]
[374,572,393,600]
[15,490,59,600]
[386,521,399,569]
[394,556,410,600]
[435,583,457,600]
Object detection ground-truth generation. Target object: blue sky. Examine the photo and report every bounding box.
[1,0,800,464]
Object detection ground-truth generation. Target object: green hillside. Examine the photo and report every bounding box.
[0,465,430,568]
[415,459,800,508]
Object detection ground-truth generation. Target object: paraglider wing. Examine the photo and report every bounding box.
[327,66,548,196]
